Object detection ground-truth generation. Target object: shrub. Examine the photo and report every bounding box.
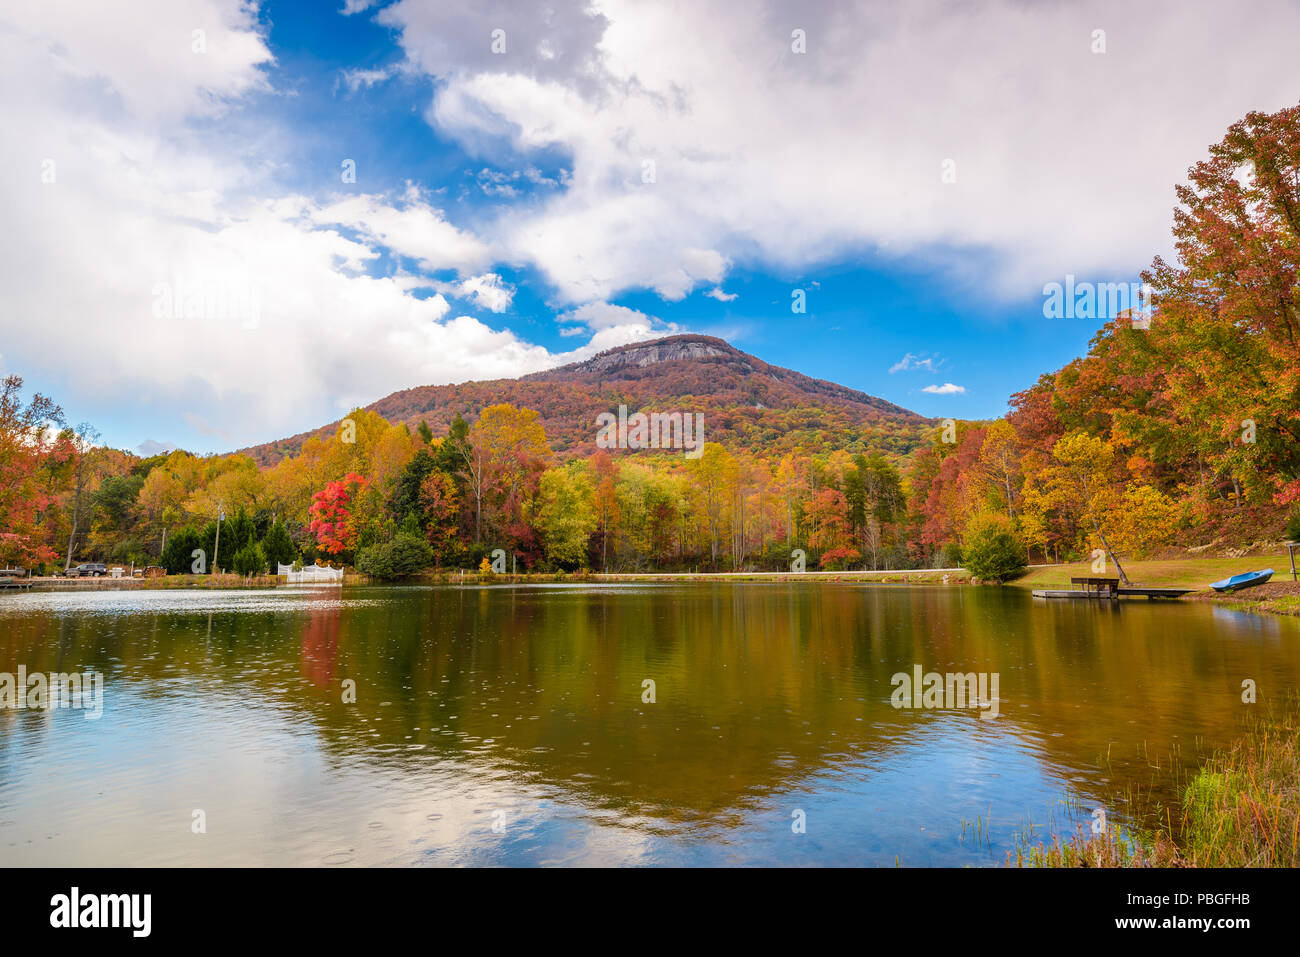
[1016,699,1300,867]
[961,512,1027,583]
[231,542,266,577]
[759,541,809,571]
[355,543,394,580]
[161,526,203,575]
[399,512,422,538]
[936,542,963,569]
[356,533,433,581]
[388,533,433,576]
[1286,512,1300,542]
[260,522,297,568]
[875,545,912,571]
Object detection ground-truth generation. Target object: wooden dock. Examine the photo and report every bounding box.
[1033,587,1192,600]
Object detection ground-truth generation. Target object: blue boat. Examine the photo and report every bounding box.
[1209,568,1274,592]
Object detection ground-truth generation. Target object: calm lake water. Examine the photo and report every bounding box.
[2,583,1297,866]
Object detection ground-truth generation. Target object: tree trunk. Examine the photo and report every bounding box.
[1094,524,1131,585]
[64,472,85,570]
[64,516,78,571]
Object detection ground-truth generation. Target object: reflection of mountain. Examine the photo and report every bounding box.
[9,586,1298,833]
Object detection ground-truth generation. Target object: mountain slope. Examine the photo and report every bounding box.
[242,335,933,464]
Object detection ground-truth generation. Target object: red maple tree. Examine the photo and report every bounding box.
[308,472,369,555]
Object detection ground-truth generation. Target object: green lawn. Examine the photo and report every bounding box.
[1014,554,1297,591]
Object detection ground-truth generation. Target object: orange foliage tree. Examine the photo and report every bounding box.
[308,473,369,556]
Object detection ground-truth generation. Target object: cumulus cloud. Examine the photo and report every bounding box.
[0,0,565,451]
[310,187,494,275]
[5,0,273,123]
[379,0,1300,301]
[9,0,1300,453]
[377,0,609,86]
[556,302,681,349]
[705,288,738,302]
[436,273,516,313]
[922,383,966,395]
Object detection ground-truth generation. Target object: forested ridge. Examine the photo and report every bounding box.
[3,102,1298,577]
[240,334,932,466]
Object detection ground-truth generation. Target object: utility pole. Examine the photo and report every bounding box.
[212,500,224,575]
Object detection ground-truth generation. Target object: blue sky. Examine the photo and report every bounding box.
[3,0,1299,454]
[238,0,1108,414]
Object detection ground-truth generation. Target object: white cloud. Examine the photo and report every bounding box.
[339,66,392,92]
[922,383,966,395]
[182,411,234,443]
[376,0,609,86]
[8,0,1300,453]
[557,301,679,338]
[437,272,516,313]
[3,0,273,123]
[549,302,686,355]
[310,187,494,275]
[705,288,738,302]
[136,439,178,456]
[380,0,1300,302]
[890,353,940,374]
[475,165,564,197]
[0,0,568,451]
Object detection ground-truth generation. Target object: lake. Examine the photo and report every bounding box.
[2,583,1297,866]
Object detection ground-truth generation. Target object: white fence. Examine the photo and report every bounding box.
[278,563,344,585]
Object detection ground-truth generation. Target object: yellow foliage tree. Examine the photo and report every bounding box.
[1109,484,1181,559]
[1020,431,1132,582]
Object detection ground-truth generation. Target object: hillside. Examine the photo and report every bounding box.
[241,335,934,465]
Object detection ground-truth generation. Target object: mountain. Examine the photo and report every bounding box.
[241,334,934,465]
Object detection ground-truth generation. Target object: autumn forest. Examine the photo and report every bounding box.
[3,103,1299,580]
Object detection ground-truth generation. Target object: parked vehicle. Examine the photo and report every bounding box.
[65,563,109,578]
[0,566,27,578]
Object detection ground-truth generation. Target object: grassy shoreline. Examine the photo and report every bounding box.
[1012,553,1300,617]
[11,555,1299,617]
[8,566,975,591]
[1014,699,1300,867]
[1013,552,1297,591]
